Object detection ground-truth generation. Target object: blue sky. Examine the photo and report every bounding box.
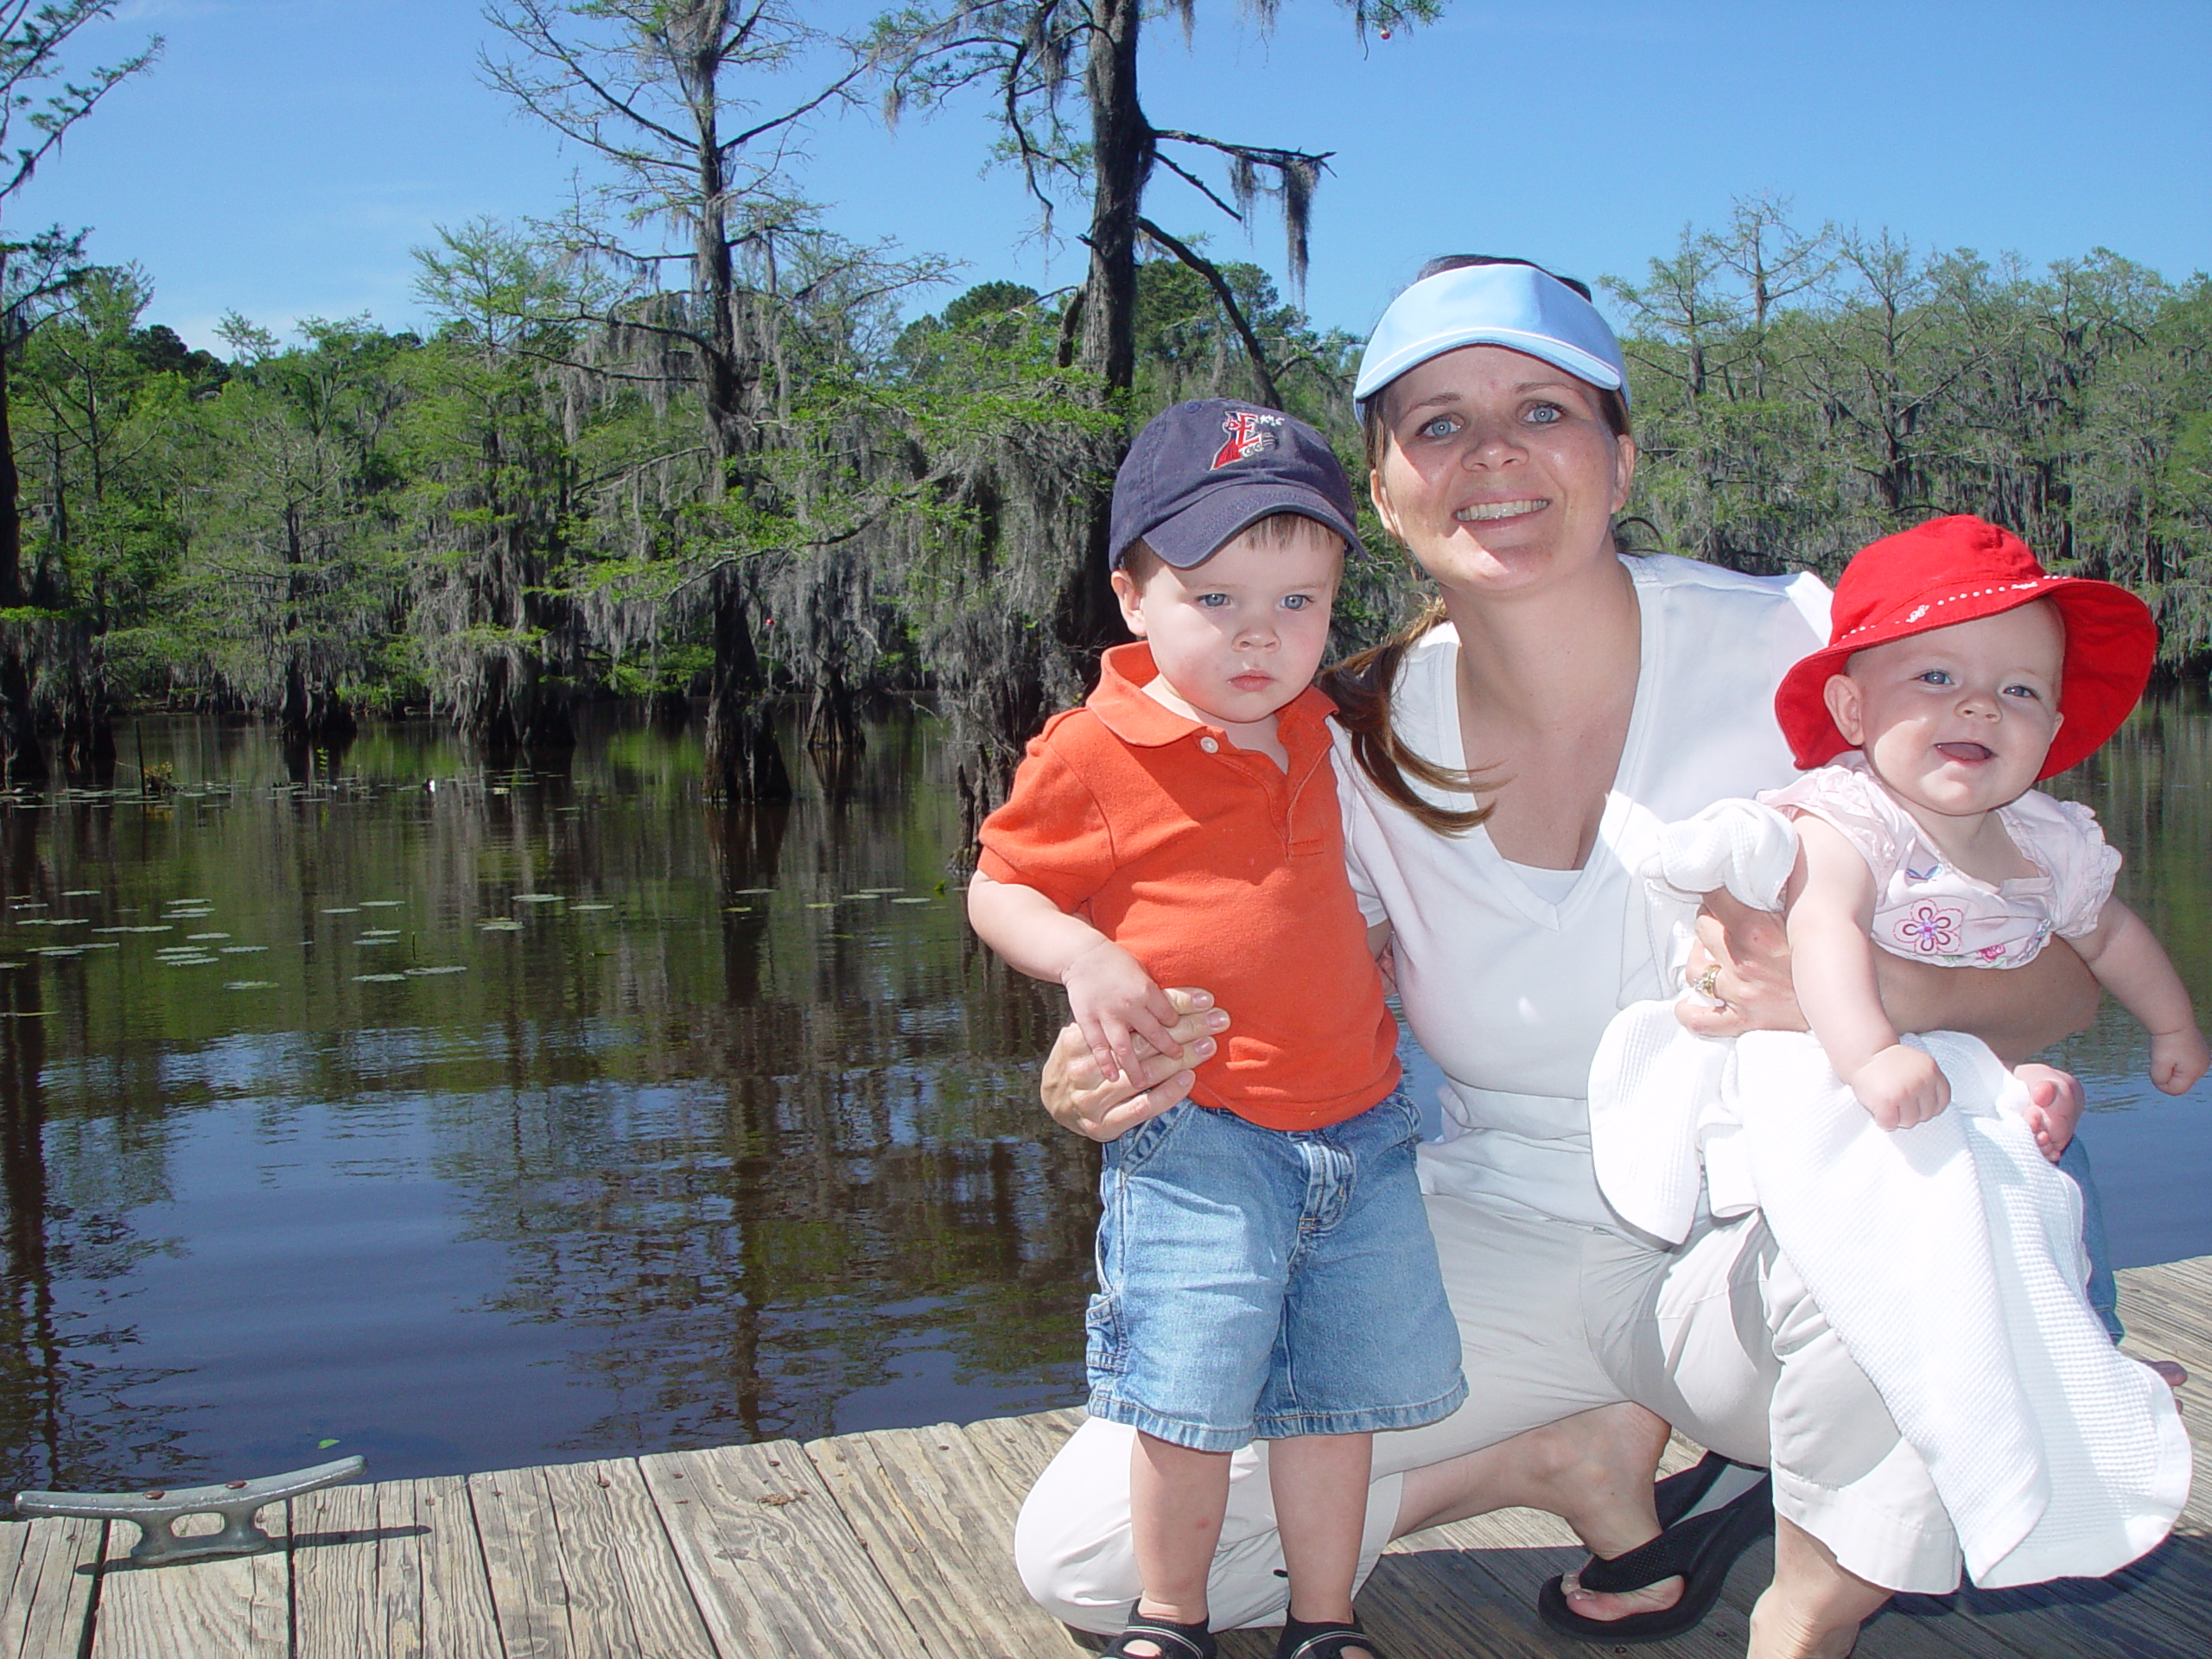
[22,1,2212,353]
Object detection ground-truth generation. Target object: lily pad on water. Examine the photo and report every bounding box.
[225,981,276,991]
[729,887,772,895]
[31,947,82,957]
[570,902,613,912]
[804,902,836,910]
[161,957,219,967]
[480,920,524,931]
[513,893,563,904]
[359,900,404,908]
[219,945,269,954]
[356,937,397,946]
[121,925,173,933]
[891,897,932,905]
[61,889,98,897]
[320,906,360,915]
[721,906,754,913]
[353,973,406,983]
[186,932,229,941]
[165,899,207,906]
[405,965,467,976]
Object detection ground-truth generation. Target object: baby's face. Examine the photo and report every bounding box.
[1110,519,1341,738]
[1827,601,2065,819]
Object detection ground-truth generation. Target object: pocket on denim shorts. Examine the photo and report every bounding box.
[1104,1097,1192,1177]
[1084,1287,1124,1382]
[1384,1085,1424,1148]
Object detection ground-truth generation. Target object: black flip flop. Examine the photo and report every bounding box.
[1276,1615,1382,1659]
[1103,1609,1217,1659]
[1535,1459,1774,1644]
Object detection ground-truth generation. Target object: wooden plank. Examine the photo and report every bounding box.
[537,1457,719,1659]
[805,1423,1090,1659]
[470,1462,595,1658]
[0,1516,104,1659]
[411,1475,502,1659]
[0,1524,36,1652]
[638,1438,927,1659]
[292,1478,380,1659]
[88,1501,289,1659]
[959,1409,1084,1510]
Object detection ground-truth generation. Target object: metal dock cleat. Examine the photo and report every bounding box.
[15,1455,366,1565]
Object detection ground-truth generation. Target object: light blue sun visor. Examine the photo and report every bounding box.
[1353,263,1630,418]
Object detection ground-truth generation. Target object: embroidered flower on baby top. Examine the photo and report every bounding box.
[1896,902,1965,955]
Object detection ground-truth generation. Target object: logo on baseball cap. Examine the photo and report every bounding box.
[1109,399,1363,571]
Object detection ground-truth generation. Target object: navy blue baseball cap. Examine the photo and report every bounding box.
[1109,399,1364,571]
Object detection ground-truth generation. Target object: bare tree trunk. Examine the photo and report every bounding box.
[703,573,789,801]
[1056,0,1148,662]
[686,17,791,801]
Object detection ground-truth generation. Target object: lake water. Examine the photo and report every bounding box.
[0,695,2206,1492]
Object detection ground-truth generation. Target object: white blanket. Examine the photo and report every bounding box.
[1590,801,2191,1588]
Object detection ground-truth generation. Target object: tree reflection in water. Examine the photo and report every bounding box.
[0,690,2200,1489]
[0,712,1094,1486]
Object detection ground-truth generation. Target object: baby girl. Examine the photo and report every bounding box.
[1765,514,2209,1143]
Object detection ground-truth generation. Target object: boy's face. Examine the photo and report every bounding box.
[1109,518,1342,735]
[1824,600,2066,817]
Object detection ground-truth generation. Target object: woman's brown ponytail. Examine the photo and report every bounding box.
[1321,602,1493,837]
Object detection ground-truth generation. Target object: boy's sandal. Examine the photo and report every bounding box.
[1275,1615,1382,1659]
[1535,1459,1774,1645]
[1103,1610,1216,1659]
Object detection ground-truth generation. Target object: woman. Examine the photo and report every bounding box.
[1014,258,2101,1659]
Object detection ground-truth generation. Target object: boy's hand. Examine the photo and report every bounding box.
[1062,940,1183,1083]
[2013,1063,2084,1162]
[1849,1044,1950,1131]
[2150,1027,2211,1096]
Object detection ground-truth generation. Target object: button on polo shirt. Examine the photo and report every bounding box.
[978,642,1400,1130]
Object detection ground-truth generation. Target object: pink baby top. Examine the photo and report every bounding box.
[1760,753,2120,969]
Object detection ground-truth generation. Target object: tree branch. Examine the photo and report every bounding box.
[1136,218,1281,409]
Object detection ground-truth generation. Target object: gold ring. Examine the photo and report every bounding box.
[1694,965,1723,1001]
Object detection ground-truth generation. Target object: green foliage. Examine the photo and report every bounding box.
[13,201,2212,775]
[1610,199,2212,662]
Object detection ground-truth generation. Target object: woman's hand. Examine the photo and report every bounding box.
[1039,988,1230,1141]
[1676,888,1806,1039]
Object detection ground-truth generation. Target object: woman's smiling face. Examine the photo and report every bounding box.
[1367,344,1635,599]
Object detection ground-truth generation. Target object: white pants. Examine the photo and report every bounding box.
[1014,1197,1964,1633]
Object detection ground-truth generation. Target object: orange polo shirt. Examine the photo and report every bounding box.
[977,642,1400,1130]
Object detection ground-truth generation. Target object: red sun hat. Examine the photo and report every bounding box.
[1774,514,2157,780]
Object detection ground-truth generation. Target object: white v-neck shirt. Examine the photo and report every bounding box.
[1336,555,1831,1232]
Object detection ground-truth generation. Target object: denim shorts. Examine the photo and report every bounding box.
[1084,1087,1468,1453]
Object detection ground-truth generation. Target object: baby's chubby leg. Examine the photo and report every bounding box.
[1130,1432,1232,1636]
[1271,1433,1378,1659]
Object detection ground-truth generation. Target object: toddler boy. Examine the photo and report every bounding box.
[969,400,1465,1659]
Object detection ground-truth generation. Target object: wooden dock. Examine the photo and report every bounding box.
[4,1257,2210,1658]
